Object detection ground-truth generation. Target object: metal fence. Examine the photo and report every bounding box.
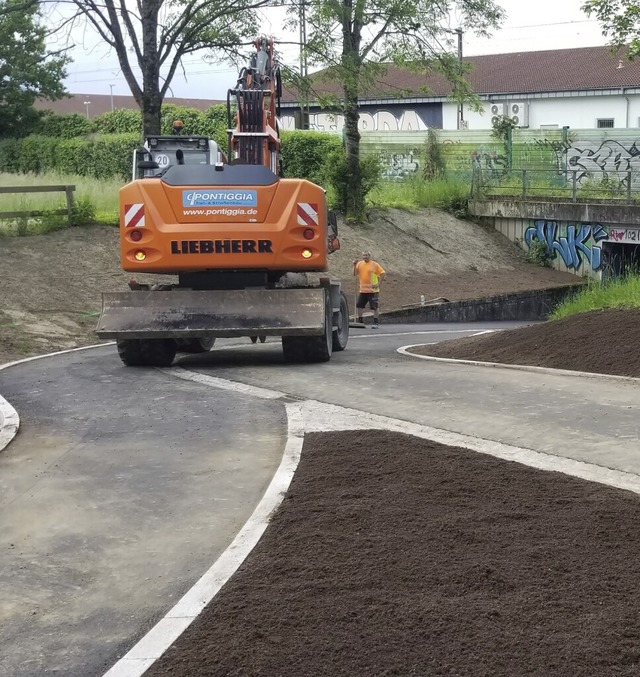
[470,167,640,204]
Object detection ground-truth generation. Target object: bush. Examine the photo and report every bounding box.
[423,128,446,180]
[324,148,381,214]
[280,131,343,185]
[525,239,552,267]
[93,109,142,135]
[36,113,93,138]
[0,133,140,180]
[160,104,204,136]
[200,104,229,152]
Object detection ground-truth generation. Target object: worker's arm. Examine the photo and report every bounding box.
[353,259,359,276]
[376,264,386,284]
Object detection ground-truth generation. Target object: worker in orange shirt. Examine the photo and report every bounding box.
[353,251,386,328]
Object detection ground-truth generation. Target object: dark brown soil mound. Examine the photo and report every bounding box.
[410,308,640,378]
[147,430,640,677]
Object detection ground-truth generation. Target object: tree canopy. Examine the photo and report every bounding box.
[66,0,272,135]
[582,0,640,59]
[294,0,505,221]
[0,0,68,138]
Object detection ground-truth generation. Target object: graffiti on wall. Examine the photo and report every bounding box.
[280,109,433,133]
[532,137,572,170]
[378,149,421,181]
[524,220,608,271]
[566,140,640,188]
[608,227,640,243]
[470,147,508,176]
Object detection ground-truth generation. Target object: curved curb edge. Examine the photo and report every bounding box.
[397,344,640,385]
[0,343,115,455]
[0,394,19,454]
[102,401,305,677]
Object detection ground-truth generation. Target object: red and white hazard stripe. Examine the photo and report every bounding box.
[296,202,319,226]
[124,203,145,228]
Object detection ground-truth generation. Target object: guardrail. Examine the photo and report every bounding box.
[471,168,640,204]
[0,185,76,225]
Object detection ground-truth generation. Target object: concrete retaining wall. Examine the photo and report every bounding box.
[381,284,584,323]
[469,199,640,281]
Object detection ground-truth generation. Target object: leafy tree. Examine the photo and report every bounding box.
[67,0,272,136]
[293,0,505,222]
[0,0,68,138]
[582,0,640,58]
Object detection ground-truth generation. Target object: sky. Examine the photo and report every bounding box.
[56,0,609,101]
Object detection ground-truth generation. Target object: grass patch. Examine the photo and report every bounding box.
[552,274,640,319]
[369,175,470,214]
[0,172,120,233]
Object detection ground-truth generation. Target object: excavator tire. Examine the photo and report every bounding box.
[282,292,333,363]
[332,291,349,352]
[177,337,215,353]
[281,336,308,363]
[139,339,177,367]
[117,339,146,367]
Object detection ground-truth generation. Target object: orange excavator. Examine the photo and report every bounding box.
[95,37,349,367]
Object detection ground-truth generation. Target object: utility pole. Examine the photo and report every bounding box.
[109,84,115,112]
[83,100,91,119]
[455,28,464,130]
[298,1,309,130]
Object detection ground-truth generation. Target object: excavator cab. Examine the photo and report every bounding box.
[132,131,223,180]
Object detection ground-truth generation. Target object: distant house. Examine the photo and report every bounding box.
[34,93,224,119]
[279,45,640,132]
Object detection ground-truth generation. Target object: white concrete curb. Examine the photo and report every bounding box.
[0,394,19,454]
[102,401,305,677]
[397,344,640,384]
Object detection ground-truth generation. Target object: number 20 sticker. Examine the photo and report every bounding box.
[155,154,170,167]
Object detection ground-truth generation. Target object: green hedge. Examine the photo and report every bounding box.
[0,129,343,184]
[37,113,93,139]
[0,133,139,180]
[280,131,342,185]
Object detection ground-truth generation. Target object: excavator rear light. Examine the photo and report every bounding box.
[130,229,143,242]
[301,248,313,259]
[134,250,146,261]
[303,228,314,240]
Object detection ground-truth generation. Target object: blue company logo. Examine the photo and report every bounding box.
[182,190,257,207]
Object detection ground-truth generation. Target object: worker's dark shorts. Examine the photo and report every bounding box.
[356,293,379,310]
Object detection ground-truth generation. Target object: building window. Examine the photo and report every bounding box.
[596,118,615,129]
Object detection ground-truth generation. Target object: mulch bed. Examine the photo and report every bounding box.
[147,430,640,677]
[409,308,640,378]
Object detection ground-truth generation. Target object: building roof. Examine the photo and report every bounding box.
[281,45,640,104]
[34,93,224,117]
[36,46,640,114]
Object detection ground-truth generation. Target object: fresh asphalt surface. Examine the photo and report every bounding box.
[1,321,640,676]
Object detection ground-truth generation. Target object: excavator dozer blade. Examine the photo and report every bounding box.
[95,288,326,339]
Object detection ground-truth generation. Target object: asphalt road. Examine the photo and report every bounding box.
[1,321,639,676]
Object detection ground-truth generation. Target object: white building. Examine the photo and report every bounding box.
[279,45,640,132]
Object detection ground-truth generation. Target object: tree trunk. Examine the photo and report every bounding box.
[140,0,162,136]
[343,86,363,222]
[141,90,162,136]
